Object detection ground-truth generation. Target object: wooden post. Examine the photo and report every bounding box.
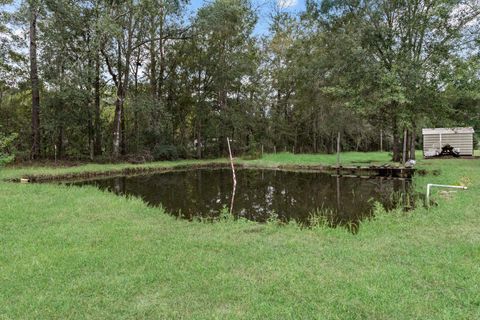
[227,138,237,214]
[54,145,57,163]
[274,145,276,154]
[402,128,408,164]
[261,144,264,157]
[337,132,341,167]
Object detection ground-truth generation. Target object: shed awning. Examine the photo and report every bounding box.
[422,127,475,135]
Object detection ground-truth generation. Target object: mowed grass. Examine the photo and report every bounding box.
[242,151,394,167]
[0,152,479,319]
[0,158,228,181]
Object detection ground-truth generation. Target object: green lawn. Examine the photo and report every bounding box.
[1,153,479,319]
[242,151,394,167]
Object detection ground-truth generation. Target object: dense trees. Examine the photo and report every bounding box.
[316,0,480,160]
[0,0,479,162]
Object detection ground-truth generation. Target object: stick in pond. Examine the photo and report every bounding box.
[227,137,237,214]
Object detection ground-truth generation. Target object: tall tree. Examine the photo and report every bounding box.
[100,0,144,158]
[28,0,40,159]
[192,0,258,155]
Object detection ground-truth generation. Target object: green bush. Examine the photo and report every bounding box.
[152,144,179,161]
[0,131,17,166]
[241,142,262,160]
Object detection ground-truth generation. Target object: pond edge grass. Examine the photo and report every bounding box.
[3,156,417,183]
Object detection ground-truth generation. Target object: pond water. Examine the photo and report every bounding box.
[71,168,413,231]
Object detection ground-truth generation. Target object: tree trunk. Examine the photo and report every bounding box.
[196,69,203,159]
[380,129,383,152]
[392,119,402,162]
[29,7,41,160]
[406,131,411,161]
[112,87,128,159]
[154,5,165,137]
[94,51,102,156]
[314,109,319,153]
[402,128,408,164]
[133,50,141,153]
[112,15,133,159]
[112,95,123,158]
[88,107,94,160]
[57,126,64,159]
[410,127,416,160]
[112,39,124,159]
[120,102,126,155]
[149,15,157,98]
[218,89,227,155]
[196,126,202,159]
[157,3,165,99]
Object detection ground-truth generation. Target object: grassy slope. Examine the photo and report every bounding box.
[0,153,479,319]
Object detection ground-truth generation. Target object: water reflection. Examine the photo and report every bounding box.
[72,169,413,230]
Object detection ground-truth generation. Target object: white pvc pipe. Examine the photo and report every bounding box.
[426,184,468,207]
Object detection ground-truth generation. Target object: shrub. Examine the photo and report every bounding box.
[175,145,192,159]
[0,131,17,166]
[126,150,154,164]
[152,144,179,161]
[241,142,262,160]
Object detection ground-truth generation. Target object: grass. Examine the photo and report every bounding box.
[0,158,228,181]
[0,152,479,319]
[0,151,403,181]
[241,151,394,167]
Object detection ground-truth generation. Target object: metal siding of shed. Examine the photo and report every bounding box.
[422,127,475,135]
[423,132,473,156]
[424,135,439,156]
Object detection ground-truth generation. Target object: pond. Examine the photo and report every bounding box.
[71,168,413,232]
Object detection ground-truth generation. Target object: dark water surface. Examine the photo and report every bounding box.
[71,168,412,231]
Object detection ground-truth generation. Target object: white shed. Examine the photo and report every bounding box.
[422,127,475,157]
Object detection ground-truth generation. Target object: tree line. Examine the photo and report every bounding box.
[1,0,479,162]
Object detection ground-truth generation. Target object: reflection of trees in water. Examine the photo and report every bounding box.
[112,177,126,194]
[76,169,413,231]
[363,177,414,210]
[235,170,395,226]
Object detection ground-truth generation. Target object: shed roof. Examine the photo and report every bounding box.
[422,127,475,135]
